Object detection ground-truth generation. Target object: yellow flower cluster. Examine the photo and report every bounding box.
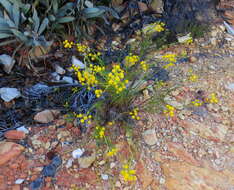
[88,52,101,61]
[108,121,114,126]
[185,37,193,44]
[129,108,140,120]
[107,65,128,94]
[63,40,74,48]
[78,70,97,89]
[76,43,88,53]
[120,164,137,182]
[155,80,166,88]
[125,54,140,66]
[75,113,92,124]
[90,64,105,73]
[163,62,175,69]
[191,99,203,107]
[95,126,105,139]
[140,61,148,71]
[162,53,177,63]
[189,74,198,82]
[106,147,118,157]
[95,89,103,98]
[206,93,218,104]
[154,22,165,32]
[163,104,175,117]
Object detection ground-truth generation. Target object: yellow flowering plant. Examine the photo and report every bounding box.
[163,104,175,117]
[120,163,137,182]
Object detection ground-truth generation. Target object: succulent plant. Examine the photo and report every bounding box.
[0,0,51,47]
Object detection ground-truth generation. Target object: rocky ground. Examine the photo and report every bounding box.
[0,23,234,190]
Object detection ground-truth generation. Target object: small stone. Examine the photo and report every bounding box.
[214,159,221,165]
[211,30,218,37]
[34,167,43,172]
[101,174,109,180]
[210,38,217,46]
[143,89,150,99]
[78,151,96,168]
[189,56,197,63]
[0,54,15,73]
[164,97,183,110]
[32,140,42,147]
[115,181,121,188]
[66,158,74,168]
[30,177,44,190]
[219,25,225,31]
[4,130,26,140]
[72,56,85,69]
[34,109,60,123]
[159,177,165,184]
[61,76,74,84]
[15,179,24,184]
[17,126,29,134]
[0,142,25,166]
[143,129,158,145]
[98,160,106,165]
[0,88,21,102]
[226,83,234,91]
[42,164,57,177]
[72,148,85,159]
[44,142,50,149]
[54,64,65,75]
[110,162,116,168]
[52,155,62,167]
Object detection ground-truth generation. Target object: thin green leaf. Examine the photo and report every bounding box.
[57,2,73,17]
[52,0,58,14]
[0,18,8,25]
[10,28,28,42]
[6,19,15,27]
[12,3,20,27]
[82,7,105,19]
[0,33,12,39]
[0,0,12,16]
[48,14,56,22]
[33,8,40,33]
[57,16,75,23]
[38,18,49,35]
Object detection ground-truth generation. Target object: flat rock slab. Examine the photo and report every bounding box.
[0,142,25,166]
[162,161,234,190]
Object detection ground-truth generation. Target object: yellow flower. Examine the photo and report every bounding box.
[206,93,218,104]
[129,108,140,120]
[95,126,105,139]
[95,89,103,98]
[163,104,175,117]
[125,54,140,66]
[140,61,148,71]
[106,148,118,157]
[120,164,137,182]
[189,74,198,82]
[191,99,203,107]
[63,40,74,48]
[154,22,165,32]
[76,43,88,53]
[107,65,128,94]
[162,53,177,63]
[163,62,175,69]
